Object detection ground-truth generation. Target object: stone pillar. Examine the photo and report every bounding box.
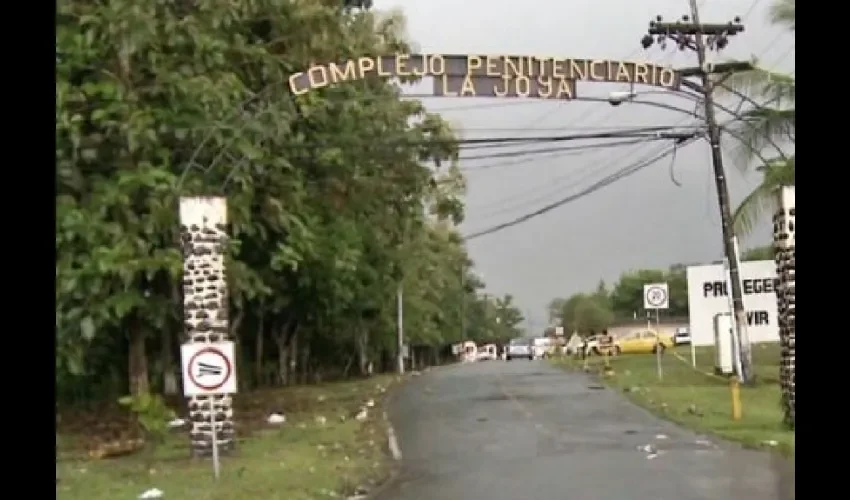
[772,186,795,428]
[178,197,235,456]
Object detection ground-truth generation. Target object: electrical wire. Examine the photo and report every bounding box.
[467,114,701,213]
[456,125,698,151]
[469,136,682,218]
[454,124,695,132]
[742,0,765,21]
[462,136,700,240]
[459,137,673,166]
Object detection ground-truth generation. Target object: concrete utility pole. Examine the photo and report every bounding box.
[641,4,755,383]
[460,264,466,343]
[396,284,404,375]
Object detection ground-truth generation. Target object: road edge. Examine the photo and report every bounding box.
[385,410,403,461]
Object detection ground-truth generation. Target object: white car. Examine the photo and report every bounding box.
[530,337,553,359]
[476,344,498,361]
[505,338,534,361]
[674,327,691,345]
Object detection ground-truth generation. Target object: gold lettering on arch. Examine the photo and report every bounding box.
[286,54,681,96]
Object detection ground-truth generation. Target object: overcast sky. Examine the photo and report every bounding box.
[373,0,795,329]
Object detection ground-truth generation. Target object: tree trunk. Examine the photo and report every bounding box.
[128,318,150,396]
[161,326,178,396]
[163,284,182,396]
[356,327,370,376]
[300,345,310,384]
[274,321,296,387]
[255,312,265,388]
[287,328,299,385]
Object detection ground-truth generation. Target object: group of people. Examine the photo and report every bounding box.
[576,329,615,359]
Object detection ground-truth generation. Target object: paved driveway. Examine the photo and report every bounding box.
[376,360,794,500]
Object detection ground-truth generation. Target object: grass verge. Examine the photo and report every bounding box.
[552,343,794,457]
[56,375,402,500]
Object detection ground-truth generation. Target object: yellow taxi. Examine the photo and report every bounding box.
[612,329,675,355]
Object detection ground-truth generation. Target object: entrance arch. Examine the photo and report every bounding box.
[289,54,682,100]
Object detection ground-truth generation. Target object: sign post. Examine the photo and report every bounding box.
[181,342,238,479]
[643,283,669,380]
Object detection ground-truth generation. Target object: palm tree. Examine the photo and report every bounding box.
[718,0,795,430]
[717,0,795,236]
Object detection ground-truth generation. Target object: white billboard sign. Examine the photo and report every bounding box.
[686,260,779,347]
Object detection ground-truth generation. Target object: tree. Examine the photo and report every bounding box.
[56,0,498,456]
[609,269,665,318]
[547,298,567,324]
[602,267,689,320]
[556,293,614,335]
[742,245,774,261]
[717,0,795,427]
[718,0,795,236]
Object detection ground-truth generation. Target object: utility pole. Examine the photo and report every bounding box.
[460,264,466,343]
[641,5,754,383]
[396,284,404,375]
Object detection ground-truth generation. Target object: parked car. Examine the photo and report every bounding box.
[673,327,691,345]
[614,329,674,355]
[530,337,553,359]
[505,338,534,361]
[476,344,498,361]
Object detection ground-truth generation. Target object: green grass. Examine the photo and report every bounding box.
[552,343,794,456]
[56,375,401,500]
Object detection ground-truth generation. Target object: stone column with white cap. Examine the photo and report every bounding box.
[178,197,235,456]
[772,186,795,428]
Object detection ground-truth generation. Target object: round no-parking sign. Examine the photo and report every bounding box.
[643,283,669,310]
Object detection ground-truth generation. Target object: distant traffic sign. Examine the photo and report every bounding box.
[181,342,238,397]
[643,283,670,310]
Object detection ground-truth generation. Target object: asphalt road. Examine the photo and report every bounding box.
[376,360,794,500]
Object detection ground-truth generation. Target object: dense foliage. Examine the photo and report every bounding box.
[546,245,774,334]
[719,0,795,236]
[56,0,521,404]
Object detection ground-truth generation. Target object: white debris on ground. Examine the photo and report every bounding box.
[762,440,779,447]
[354,408,368,422]
[167,418,186,429]
[138,488,164,499]
[315,415,327,425]
[317,394,326,402]
[365,399,375,408]
[346,485,370,500]
[655,434,668,440]
[637,443,664,460]
[695,439,715,447]
[267,412,286,425]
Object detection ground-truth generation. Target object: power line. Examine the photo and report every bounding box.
[454,124,697,132]
[462,136,700,240]
[469,137,678,218]
[459,137,671,165]
[743,0,765,21]
[454,127,697,151]
[466,114,701,213]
